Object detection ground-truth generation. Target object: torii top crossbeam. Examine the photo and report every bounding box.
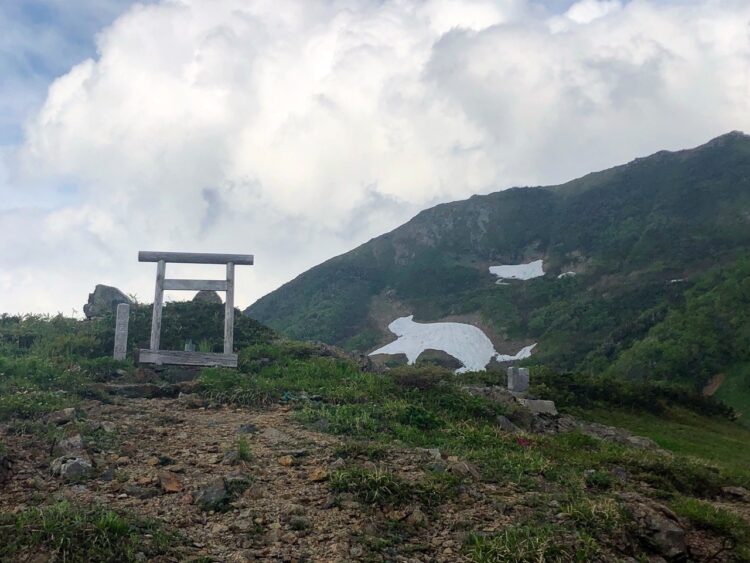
[137,251,254,368]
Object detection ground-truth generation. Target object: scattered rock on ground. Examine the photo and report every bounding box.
[194,478,229,511]
[46,407,77,425]
[158,470,183,493]
[50,456,93,480]
[722,486,750,502]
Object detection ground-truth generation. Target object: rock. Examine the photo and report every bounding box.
[51,456,93,480]
[124,485,160,499]
[278,455,295,467]
[578,422,662,452]
[103,383,179,399]
[100,421,116,433]
[623,493,687,560]
[261,427,292,445]
[53,434,86,457]
[426,448,442,460]
[115,456,131,465]
[496,415,520,433]
[309,468,328,482]
[238,423,258,434]
[193,290,222,304]
[406,507,427,527]
[447,459,481,479]
[518,399,558,416]
[0,452,12,484]
[330,457,346,469]
[47,408,77,426]
[722,486,750,502]
[194,478,229,511]
[83,284,132,319]
[158,470,183,493]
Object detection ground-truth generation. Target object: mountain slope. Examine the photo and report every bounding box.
[246,132,750,380]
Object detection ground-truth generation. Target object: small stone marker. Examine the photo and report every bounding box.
[113,303,130,361]
[507,366,529,394]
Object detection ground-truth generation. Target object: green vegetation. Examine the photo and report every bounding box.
[714,363,750,428]
[0,501,180,562]
[672,497,750,558]
[0,304,274,421]
[580,407,750,478]
[330,467,461,507]
[246,133,750,424]
[236,435,252,461]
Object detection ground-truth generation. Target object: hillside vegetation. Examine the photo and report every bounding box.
[247,133,750,400]
[2,310,750,561]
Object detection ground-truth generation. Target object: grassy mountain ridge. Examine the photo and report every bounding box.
[246,132,750,385]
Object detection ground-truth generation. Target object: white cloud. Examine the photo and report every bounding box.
[2,0,750,314]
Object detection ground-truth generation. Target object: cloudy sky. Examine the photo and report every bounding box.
[1,0,749,315]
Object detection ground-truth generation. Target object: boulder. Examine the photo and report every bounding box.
[83,285,132,319]
[518,399,558,416]
[622,493,687,560]
[46,407,77,425]
[53,434,86,457]
[51,456,93,480]
[194,478,229,511]
[192,290,222,304]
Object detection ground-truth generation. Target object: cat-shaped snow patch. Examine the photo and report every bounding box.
[369,315,535,373]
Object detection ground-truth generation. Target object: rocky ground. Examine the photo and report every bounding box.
[1,395,524,562]
[3,381,750,562]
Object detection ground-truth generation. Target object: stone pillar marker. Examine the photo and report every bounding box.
[507,366,529,395]
[113,303,130,361]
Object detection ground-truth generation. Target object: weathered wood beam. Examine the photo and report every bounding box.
[163,279,228,291]
[149,260,166,351]
[113,303,130,361]
[138,349,238,367]
[224,262,235,354]
[138,251,254,265]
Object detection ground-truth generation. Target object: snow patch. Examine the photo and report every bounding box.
[496,343,537,362]
[489,260,544,281]
[369,315,536,373]
[557,271,576,279]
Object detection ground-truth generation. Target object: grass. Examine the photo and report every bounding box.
[464,525,581,562]
[714,362,750,427]
[672,497,750,559]
[0,501,181,562]
[329,467,462,508]
[580,406,750,478]
[236,436,252,461]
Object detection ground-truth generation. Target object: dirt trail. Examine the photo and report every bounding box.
[2,397,513,562]
[703,373,726,396]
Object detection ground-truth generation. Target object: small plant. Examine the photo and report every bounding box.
[236,436,252,461]
[334,441,387,461]
[197,339,213,353]
[464,526,571,562]
[330,467,411,506]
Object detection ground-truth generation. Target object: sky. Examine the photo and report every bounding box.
[1,0,749,315]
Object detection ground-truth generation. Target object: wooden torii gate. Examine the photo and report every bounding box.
[137,251,254,368]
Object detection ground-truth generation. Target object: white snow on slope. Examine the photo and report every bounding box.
[489,260,545,281]
[369,315,536,373]
[496,343,537,362]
